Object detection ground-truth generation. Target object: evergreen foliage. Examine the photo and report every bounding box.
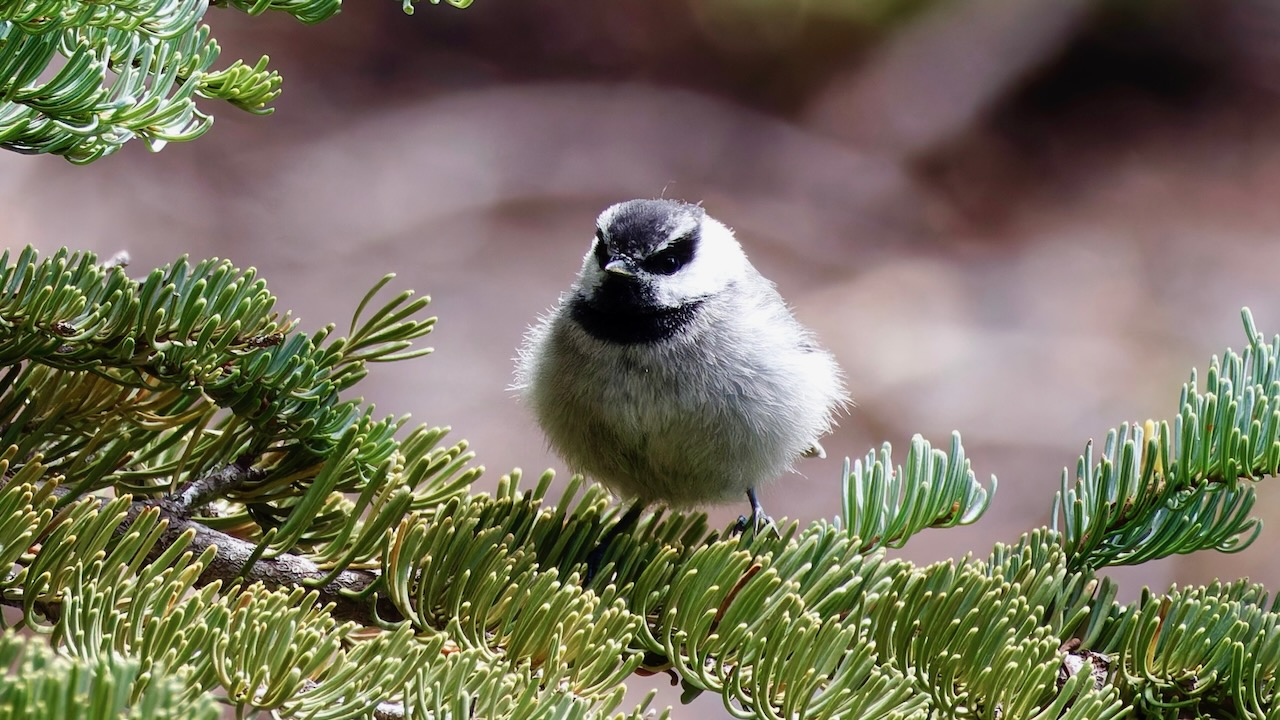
[0,0,470,162]
[0,246,1277,718]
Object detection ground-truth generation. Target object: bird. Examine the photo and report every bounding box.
[514,198,848,532]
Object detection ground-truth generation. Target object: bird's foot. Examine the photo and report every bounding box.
[733,488,776,537]
[732,509,775,537]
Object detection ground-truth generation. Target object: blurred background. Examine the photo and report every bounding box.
[5,0,1280,714]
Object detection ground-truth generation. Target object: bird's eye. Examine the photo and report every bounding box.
[642,235,695,275]
[645,252,682,275]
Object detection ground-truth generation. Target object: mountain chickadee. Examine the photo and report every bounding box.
[515,199,849,528]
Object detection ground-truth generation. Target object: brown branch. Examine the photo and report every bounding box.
[155,462,399,623]
[133,497,401,626]
[15,463,404,626]
[168,455,264,517]
[0,464,412,714]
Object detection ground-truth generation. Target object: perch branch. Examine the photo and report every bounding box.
[7,464,403,626]
[127,500,398,624]
[167,455,265,518]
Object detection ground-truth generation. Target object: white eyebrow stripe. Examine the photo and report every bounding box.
[655,220,698,251]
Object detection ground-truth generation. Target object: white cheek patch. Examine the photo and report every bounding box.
[650,220,745,307]
[651,261,722,306]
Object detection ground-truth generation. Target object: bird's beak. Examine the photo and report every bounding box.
[604,258,634,276]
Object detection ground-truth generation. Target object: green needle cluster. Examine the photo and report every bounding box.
[0,246,1278,719]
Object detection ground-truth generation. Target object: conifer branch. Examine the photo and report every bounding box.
[5,463,401,626]
[0,0,474,161]
[133,488,398,625]
[168,455,263,517]
[6,246,1280,719]
[1054,308,1280,571]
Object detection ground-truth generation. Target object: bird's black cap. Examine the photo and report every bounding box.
[599,199,705,258]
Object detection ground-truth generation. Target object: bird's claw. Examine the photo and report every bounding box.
[735,487,777,537]
[732,507,776,537]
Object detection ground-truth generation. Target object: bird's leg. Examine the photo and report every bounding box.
[585,502,644,584]
[733,487,774,536]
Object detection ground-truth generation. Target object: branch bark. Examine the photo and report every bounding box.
[12,464,405,627]
[129,498,401,624]
[168,455,264,517]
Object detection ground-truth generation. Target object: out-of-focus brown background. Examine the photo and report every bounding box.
[6,0,1280,714]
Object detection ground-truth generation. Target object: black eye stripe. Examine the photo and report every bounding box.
[642,235,695,275]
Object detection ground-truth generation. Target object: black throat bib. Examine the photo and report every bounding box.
[569,292,704,345]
